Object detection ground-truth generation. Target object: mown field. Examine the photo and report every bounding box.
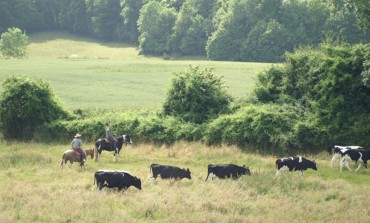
[0,142,369,223]
[0,31,270,109]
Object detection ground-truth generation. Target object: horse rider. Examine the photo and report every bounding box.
[106,124,117,150]
[71,133,85,163]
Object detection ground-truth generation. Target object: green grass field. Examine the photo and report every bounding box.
[0,142,369,223]
[0,31,271,110]
[1,31,369,223]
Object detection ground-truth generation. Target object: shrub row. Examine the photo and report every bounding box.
[35,104,326,155]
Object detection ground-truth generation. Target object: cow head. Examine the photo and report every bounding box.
[134,177,142,190]
[311,160,317,171]
[183,168,191,179]
[243,165,251,175]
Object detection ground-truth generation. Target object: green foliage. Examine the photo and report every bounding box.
[345,0,370,31]
[138,1,177,55]
[0,0,369,62]
[117,0,143,43]
[253,42,370,146]
[242,19,291,62]
[163,65,231,124]
[86,0,122,40]
[170,0,213,56]
[204,104,299,154]
[0,76,71,140]
[0,27,28,58]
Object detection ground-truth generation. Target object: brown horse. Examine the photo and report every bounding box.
[60,148,94,169]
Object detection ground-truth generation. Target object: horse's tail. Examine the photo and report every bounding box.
[94,141,100,162]
[60,152,66,168]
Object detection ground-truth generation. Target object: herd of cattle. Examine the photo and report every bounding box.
[91,145,369,191]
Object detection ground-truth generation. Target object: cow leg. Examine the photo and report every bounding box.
[300,170,304,176]
[276,166,289,176]
[331,154,339,167]
[344,159,352,171]
[340,156,351,172]
[205,172,214,181]
[97,182,104,190]
[355,163,362,172]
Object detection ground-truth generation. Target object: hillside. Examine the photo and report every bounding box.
[0,31,271,109]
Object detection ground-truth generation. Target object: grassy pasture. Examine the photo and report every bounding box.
[0,142,369,223]
[0,31,270,109]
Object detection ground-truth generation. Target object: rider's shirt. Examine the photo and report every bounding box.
[71,138,82,149]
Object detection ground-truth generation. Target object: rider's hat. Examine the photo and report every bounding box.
[75,133,81,138]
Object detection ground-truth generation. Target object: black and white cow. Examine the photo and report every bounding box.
[150,164,191,180]
[205,164,250,181]
[276,156,317,176]
[331,145,363,167]
[340,149,370,172]
[94,170,141,191]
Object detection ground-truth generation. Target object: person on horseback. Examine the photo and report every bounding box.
[71,133,85,163]
[106,124,117,150]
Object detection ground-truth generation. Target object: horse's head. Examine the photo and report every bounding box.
[87,148,94,159]
[123,134,133,145]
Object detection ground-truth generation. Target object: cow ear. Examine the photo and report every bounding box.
[187,168,190,171]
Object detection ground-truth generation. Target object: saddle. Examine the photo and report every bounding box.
[72,148,81,159]
[104,138,117,146]
[104,138,113,144]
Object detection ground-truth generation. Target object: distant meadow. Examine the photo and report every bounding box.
[0,31,270,110]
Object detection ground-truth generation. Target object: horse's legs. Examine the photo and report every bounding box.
[114,148,119,162]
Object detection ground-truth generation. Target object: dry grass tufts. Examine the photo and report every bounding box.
[0,142,369,222]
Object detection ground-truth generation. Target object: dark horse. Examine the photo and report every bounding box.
[94,135,132,162]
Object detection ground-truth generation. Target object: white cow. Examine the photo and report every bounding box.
[331,145,362,167]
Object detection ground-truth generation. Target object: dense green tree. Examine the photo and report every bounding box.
[56,0,90,34]
[346,0,370,31]
[0,27,28,58]
[116,0,143,43]
[86,0,122,40]
[163,65,231,124]
[242,19,291,62]
[0,0,44,33]
[0,76,71,140]
[253,43,370,145]
[137,1,176,55]
[160,0,186,11]
[170,0,212,55]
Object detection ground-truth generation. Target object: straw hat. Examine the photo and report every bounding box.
[74,133,81,138]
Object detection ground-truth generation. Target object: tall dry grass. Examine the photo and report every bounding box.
[0,142,369,222]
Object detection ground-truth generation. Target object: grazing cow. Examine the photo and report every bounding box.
[340,149,370,172]
[150,164,191,180]
[94,170,141,191]
[331,145,363,167]
[205,164,251,181]
[276,156,317,176]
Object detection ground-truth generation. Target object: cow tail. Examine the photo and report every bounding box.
[149,164,153,173]
[60,153,65,167]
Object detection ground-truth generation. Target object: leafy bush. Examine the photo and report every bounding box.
[204,104,300,154]
[163,65,231,124]
[252,42,370,147]
[0,27,28,58]
[0,76,71,140]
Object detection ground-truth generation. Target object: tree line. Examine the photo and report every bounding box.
[0,0,369,62]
